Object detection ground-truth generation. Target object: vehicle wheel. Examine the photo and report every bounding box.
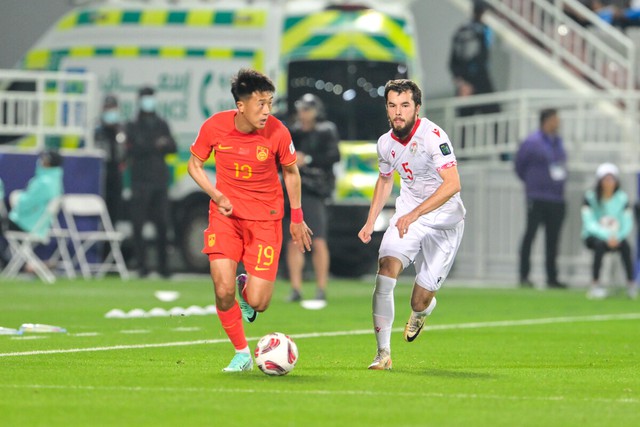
[178,209,210,273]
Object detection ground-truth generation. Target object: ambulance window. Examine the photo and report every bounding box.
[287,60,409,141]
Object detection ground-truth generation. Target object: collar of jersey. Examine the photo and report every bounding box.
[390,118,421,145]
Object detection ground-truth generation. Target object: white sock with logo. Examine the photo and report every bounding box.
[372,274,397,352]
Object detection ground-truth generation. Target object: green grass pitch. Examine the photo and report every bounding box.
[0,277,638,427]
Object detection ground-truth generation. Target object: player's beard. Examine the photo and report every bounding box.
[389,115,416,140]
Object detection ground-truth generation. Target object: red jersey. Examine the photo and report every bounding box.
[190,110,297,220]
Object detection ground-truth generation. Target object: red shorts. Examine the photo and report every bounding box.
[203,212,282,281]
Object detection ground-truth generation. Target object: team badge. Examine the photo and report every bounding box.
[289,141,295,154]
[207,233,216,248]
[439,143,451,156]
[410,141,418,155]
[257,146,269,161]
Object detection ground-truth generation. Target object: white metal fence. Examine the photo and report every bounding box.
[0,69,97,150]
[481,0,636,92]
[425,90,640,166]
[453,162,638,287]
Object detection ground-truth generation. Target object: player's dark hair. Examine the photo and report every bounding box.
[384,79,422,107]
[231,68,275,102]
[595,176,620,203]
[40,149,63,167]
[539,108,558,127]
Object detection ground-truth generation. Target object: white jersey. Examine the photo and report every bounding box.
[377,117,466,229]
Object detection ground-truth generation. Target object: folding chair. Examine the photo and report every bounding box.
[62,193,129,280]
[1,191,74,283]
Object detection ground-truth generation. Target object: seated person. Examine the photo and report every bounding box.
[8,150,64,239]
[0,177,8,266]
[581,163,636,299]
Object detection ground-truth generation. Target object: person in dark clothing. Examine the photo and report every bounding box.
[285,94,340,302]
[449,0,500,117]
[95,94,126,223]
[515,108,568,289]
[125,86,177,278]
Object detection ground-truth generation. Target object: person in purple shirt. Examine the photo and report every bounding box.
[515,108,568,289]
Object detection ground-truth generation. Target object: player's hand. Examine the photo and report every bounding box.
[214,194,233,217]
[290,221,313,253]
[358,223,374,244]
[396,211,418,239]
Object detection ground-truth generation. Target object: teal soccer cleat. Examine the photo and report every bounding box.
[222,352,253,372]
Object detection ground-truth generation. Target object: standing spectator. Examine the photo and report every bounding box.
[95,94,126,223]
[126,87,177,278]
[448,0,499,117]
[285,94,341,303]
[515,108,568,289]
[581,163,637,299]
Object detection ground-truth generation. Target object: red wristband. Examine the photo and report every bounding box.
[291,208,304,224]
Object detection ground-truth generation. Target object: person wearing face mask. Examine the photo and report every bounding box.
[581,163,637,300]
[125,86,177,278]
[95,94,126,224]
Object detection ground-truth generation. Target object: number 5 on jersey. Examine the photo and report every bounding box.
[402,162,414,180]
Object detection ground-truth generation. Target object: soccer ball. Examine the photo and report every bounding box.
[254,332,298,376]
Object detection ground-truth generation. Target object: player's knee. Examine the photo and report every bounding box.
[214,286,235,304]
[378,257,401,278]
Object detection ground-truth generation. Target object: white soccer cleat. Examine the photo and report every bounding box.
[368,348,392,370]
[587,286,608,300]
[404,312,426,342]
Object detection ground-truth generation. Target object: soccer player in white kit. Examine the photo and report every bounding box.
[358,79,466,370]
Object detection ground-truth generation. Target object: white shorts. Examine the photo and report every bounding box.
[378,215,464,292]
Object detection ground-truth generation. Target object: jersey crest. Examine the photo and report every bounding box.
[256,146,269,161]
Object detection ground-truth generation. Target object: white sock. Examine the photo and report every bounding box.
[413,296,437,318]
[237,346,250,354]
[372,274,397,352]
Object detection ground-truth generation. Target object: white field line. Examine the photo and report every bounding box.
[1,312,639,358]
[0,383,637,405]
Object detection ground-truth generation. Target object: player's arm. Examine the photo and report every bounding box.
[358,173,394,244]
[395,165,461,238]
[187,154,232,216]
[281,162,313,252]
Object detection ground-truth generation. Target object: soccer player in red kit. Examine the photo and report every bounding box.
[188,69,312,372]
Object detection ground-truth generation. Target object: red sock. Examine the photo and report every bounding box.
[217,302,247,351]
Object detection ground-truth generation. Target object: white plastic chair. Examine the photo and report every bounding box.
[1,191,74,283]
[62,193,129,280]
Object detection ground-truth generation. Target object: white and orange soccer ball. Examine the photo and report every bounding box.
[254,332,298,376]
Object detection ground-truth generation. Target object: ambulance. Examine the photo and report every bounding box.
[18,0,420,275]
